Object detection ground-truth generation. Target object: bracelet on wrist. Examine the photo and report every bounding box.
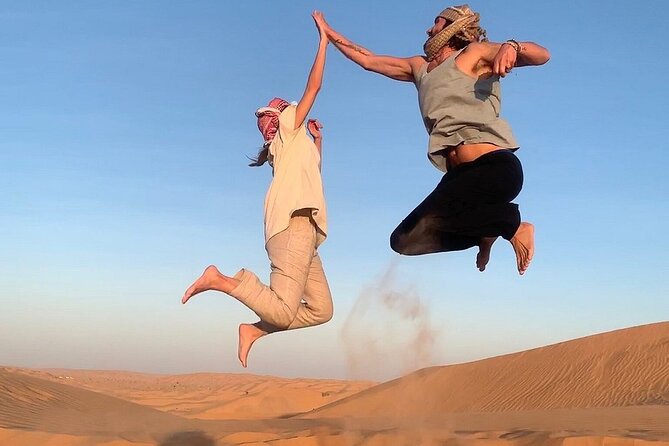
[505,39,521,53]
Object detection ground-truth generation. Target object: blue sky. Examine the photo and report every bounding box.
[1,1,668,380]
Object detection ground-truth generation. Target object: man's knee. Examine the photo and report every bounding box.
[390,230,412,255]
[392,231,438,256]
[389,229,402,254]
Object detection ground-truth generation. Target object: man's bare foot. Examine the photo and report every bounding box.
[238,323,266,368]
[182,265,230,304]
[510,222,535,275]
[476,237,498,272]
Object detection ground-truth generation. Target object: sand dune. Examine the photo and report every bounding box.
[308,321,669,418]
[0,368,190,442]
[11,368,374,420]
[2,322,668,445]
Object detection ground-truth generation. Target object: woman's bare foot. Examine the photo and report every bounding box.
[238,323,267,368]
[510,222,535,275]
[182,265,234,304]
[476,237,498,272]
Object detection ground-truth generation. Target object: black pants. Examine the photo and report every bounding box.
[390,150,523,255]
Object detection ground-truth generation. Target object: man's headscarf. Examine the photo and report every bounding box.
[423,4,487,60]
[255,97,291,146]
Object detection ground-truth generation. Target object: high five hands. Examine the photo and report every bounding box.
[312,11,329,42]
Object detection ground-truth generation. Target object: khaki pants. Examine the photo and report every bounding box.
[230,214,333,332]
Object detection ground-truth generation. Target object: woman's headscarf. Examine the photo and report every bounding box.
[255,97,291,146]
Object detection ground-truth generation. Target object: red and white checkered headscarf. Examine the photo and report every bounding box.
[255,97,291,146]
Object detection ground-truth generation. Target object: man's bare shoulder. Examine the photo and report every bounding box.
[407,55,428,73]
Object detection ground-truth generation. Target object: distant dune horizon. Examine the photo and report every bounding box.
[2,321,668,445]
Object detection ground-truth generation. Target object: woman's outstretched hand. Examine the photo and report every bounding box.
[307,119,323,140]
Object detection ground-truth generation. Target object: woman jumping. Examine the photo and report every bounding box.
[182,12,332,368]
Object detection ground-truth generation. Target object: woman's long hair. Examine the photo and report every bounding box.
[248,143,270,167]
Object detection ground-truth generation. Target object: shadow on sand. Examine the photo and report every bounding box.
[158,431,217,446]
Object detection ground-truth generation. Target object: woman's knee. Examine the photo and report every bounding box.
[318,303,334,324]
[310,296,333,325]
[264,308,295,330]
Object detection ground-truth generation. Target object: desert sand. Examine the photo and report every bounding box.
[2,322,668,445]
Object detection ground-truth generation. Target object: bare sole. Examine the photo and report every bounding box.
[511,223,535,275]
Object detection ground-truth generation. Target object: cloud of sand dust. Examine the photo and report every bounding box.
[340,261,438,381]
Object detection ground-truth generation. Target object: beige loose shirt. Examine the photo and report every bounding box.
[264,105,327,247]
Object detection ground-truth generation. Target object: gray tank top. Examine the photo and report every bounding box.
[414,52,519,172]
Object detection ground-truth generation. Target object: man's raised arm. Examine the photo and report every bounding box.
[463,40,550,77]
[314,12,423,83]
